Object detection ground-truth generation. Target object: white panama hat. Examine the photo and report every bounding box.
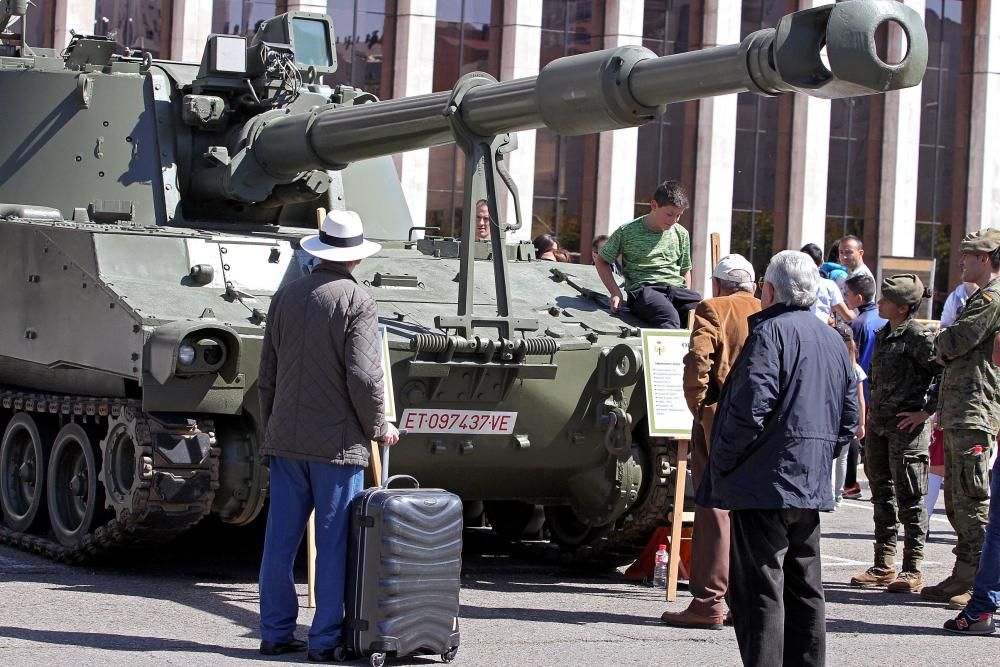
[300,210,381,262]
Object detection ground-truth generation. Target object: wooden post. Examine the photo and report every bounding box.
[306,513,317,608]
[710,232,721,268]
[666,438,689,602]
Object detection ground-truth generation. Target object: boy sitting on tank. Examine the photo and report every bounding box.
[595,180,702,329]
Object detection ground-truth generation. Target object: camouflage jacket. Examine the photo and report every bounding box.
[936,277,1000,433]
[869,318,940,430]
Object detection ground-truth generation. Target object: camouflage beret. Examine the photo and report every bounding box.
[881,273,924,306]
[959,227,1000,254]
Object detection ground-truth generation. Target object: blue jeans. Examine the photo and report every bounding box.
[259,456,364,650]
[967,452,1000,616]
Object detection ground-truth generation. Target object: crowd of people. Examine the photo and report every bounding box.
[595,180,1000,663]
[250,185,997,664]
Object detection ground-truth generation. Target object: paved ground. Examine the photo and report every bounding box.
[0,484,996,666]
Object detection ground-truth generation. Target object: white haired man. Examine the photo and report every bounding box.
[661,255,761,630]
[696,251,858,666]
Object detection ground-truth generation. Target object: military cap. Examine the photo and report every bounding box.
[959,227,1000,255]
[881,273,924,306]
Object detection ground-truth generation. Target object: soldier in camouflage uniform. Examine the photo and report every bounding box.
[921,227,1000,607]
[850,275,939,593]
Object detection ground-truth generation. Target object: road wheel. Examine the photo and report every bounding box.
[1,413,50,532]
[47,423,104,547]
[543,505,610,548]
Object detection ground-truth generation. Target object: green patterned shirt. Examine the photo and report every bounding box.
[598,216,691,292]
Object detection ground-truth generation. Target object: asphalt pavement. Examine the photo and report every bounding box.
[0,485,996,666]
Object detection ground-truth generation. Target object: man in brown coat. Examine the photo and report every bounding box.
[258,210,399,661]
[661,254,761,629]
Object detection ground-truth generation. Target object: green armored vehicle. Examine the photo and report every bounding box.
[0,0,926,562]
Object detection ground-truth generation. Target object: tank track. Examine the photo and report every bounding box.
[519,437,674,570]
[0,389,219,562]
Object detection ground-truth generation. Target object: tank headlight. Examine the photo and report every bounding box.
[200,339,224,366]
[178,343,197,366]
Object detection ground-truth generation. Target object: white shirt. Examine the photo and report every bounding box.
[940,283,974,328]
[812,277,844,321]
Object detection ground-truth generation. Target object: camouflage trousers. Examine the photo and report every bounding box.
[864,423,929,570]
[943,429,996,581]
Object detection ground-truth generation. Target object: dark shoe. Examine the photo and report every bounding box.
[307,646,347,662]
[724,610,733,626]
[921,576,973,602]
[850,566,896,588]
[943,610,996,635]
[842,483,862,500]
[259,638,307,655]
[886,571,923,593]
[660,608,725,630]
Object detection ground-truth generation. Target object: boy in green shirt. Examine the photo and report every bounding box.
[595,180,701,329]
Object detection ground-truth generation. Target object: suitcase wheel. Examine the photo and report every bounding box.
[369,652,386,667]
[442,646,459,663]
[332,646,346,662]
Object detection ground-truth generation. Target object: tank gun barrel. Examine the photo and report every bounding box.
[254,0,926,177]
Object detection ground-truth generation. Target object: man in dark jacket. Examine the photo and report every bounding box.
[697,250,858,667]
[257,210,399,661]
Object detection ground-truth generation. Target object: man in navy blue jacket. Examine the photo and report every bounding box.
[697,250,858,667]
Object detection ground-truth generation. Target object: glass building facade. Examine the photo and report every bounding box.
[532,0,605,256]
[21,0,56,49]
[323,0,396,99]
[916,0,975,313]
[731,0,795,279]
[93,1,168,57]
[212,0,280,37]
[634,0,702,221]
[425,0,503,236]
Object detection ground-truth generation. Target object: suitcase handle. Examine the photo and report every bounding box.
[375,429,408,488]
[384,474,420,489]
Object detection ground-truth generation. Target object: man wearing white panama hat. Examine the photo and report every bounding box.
[257,209,399,662]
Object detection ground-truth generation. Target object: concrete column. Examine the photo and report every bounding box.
[170,0,214,62]
[878,0,924,256]
[592,0,644,241]
[392,0,436,229]
[499,0,542,242]
[786,0,831,251]
[690,0,740,295]
[967,0,1000,232]
[54,0,94,49]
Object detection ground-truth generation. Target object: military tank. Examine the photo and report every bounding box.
[0,0,926,563]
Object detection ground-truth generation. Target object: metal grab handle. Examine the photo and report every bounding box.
[377,428,408,488]
[383,474,420,489]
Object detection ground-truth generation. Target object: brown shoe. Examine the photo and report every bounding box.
[850,566,897,588]
[921,576,972,602]
[947,591,973,609]
[660,609,725,630]
[886,571,923,593]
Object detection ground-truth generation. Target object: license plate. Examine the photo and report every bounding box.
[400,409,518,435]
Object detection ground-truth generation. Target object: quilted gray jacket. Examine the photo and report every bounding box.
[258,262,386,466]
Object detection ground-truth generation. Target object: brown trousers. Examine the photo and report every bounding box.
[688,414,730,617]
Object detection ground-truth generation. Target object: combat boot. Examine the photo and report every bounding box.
[886,571,923,593]
[851,566,896,587]
[920,575,973,602]
[947,591,973,609]
[850,548,895,587]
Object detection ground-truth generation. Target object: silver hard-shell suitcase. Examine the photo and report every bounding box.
[344,445,462,666]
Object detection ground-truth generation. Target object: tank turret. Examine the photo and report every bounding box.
[0,1,926,562]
